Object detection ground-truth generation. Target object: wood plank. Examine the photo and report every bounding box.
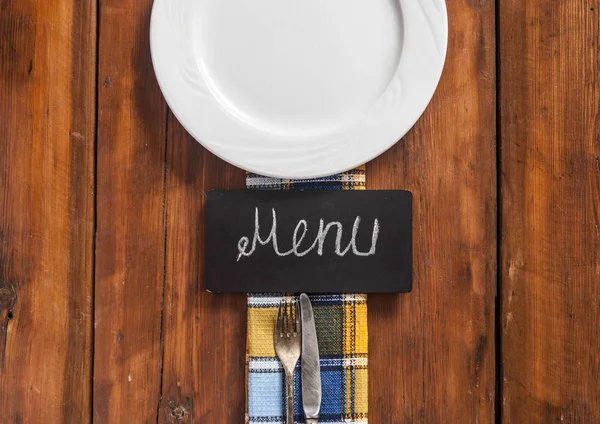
[0,0,96,422]
[157,120,246,423]
[500,0,600,421]
[367,0,497,421]
[93,0,168,421]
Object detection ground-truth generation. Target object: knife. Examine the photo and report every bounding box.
[300,293,321,424]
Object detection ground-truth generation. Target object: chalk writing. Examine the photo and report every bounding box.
[237,207,380,261]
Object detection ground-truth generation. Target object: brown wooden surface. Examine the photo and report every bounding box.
[93,0,168,421]
[368,0,497,421]
[2,0,600,421]
[500,0,600,422]
[158,116,246,423]
[0,0,96,422]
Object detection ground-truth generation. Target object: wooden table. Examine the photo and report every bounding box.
[1,0,599,422]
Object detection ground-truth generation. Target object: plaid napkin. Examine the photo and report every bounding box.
[245,168,368,424]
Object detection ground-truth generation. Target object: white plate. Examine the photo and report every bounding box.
[150,0,447,179]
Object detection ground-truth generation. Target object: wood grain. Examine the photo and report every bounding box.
[157,119,246,423]
[367,0,497,421]
[0,0,96,422]
[93,0,168,421]
[500,0,600,421]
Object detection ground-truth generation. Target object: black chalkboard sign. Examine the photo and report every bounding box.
[204,190,412,293]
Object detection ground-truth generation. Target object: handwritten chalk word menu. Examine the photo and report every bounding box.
[205,190,412,293]
[236,208,380,261]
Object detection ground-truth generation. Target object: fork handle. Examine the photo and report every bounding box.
[285,371,295,424]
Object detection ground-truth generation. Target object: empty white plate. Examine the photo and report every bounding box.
[150,0,447,178]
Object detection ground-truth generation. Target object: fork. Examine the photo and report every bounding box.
[274,297,302,424]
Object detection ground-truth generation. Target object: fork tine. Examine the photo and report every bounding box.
[276,299,284,337]
[294,299,300,336]
[284,298,290,336]
[291,298,297,336]
[290,298,296,336]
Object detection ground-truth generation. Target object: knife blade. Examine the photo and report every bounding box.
[300,293,321,423]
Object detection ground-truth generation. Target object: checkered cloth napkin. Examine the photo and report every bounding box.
[245,168,369,424]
